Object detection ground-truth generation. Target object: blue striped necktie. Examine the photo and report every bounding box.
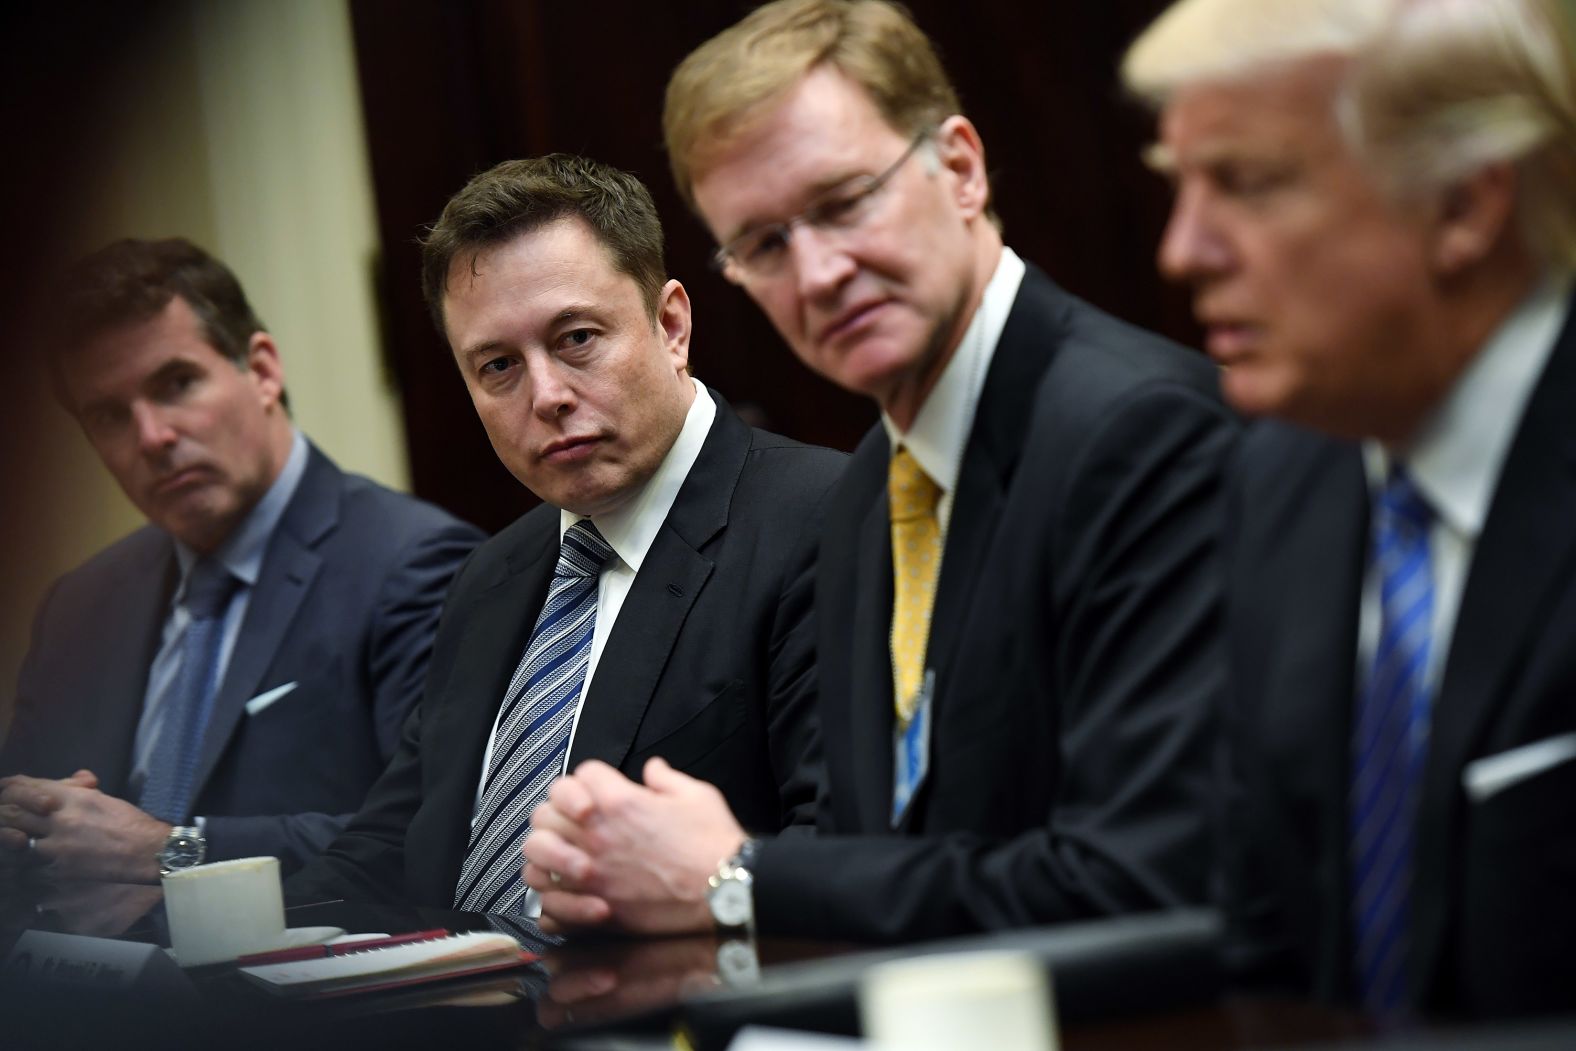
[139,559,240,823]
[454,519,613,915]
[1351,466,1435,1016]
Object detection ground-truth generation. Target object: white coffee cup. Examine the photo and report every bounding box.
[861,949,1059,1051]
[162,856,286,966]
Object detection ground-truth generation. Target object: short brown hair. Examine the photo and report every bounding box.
[49,237,281,410]
[56,237,268,368]
[421,154,668,338]
[664,0,962,209]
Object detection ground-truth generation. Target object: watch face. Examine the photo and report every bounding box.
[162,838,203,870]
[711,880,752,928]
[716,939,761,985]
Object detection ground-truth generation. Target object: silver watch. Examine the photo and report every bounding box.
[707,837,760,931]
[158,825,206,875]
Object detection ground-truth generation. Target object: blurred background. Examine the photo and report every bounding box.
[0,0,1191,731]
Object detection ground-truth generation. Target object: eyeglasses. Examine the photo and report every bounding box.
[710,130,933,283]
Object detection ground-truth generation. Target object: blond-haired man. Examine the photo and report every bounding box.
[525,0,1237,943]
[1127,0,1576,1019]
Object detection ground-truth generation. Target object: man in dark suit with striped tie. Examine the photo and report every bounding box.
[1125,0,1576,1020]
[288,155,844,917]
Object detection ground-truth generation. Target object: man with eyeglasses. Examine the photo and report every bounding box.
[524,0,1238,943]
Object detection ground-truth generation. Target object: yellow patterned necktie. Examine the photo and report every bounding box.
[888,447,942,724]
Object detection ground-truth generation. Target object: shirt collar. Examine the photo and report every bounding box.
[1365,269,1574,537]
[881,246,1026,491]
[174,429,310,593]
[560,377,715,574]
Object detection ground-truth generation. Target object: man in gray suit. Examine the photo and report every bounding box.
[0,239,481,896]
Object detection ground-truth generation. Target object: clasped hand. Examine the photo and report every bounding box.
[0,771,171,884]
[523,756,746,935]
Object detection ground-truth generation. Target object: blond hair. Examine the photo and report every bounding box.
[1123,0,1576,268]
[663,0,960,208]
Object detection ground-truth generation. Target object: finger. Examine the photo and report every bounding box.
[544,775,596,824]
[521,828,592,884]
[0,783,62,816]
[0,827,30,851]
[529,798,591,843]
[534,1000,570,1030]
[523,857,588,894]
[0,805,49,837]
[538,889,613,929]
[572,760,635,799]
[65,770,99,789]
[522,861,558,893]
[546,966,618,1004]
[642,755,690,791]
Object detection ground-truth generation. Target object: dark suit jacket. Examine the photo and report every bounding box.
[1223,295,1576,1018]
[287,394,845,908]
[1,445,484,873]
[752,265,1239,941]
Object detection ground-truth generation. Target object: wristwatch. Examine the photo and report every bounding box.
[707,837,760,932]
[158,825,206,875]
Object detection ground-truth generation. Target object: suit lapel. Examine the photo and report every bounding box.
[1251,435,1368,991]
[848,472,898,831]
[96,538,178,795]
[566,393,743,772]
[192,448,334,795]
[925,269,1061,709]
[1413,297,1576,996]
[423,522,556,891]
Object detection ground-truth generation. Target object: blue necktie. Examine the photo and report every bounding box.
[1351,467,1435,1016]
[139,560,239,824]
[454,520,613,915]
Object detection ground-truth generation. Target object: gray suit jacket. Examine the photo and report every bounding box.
[1,444,484,872]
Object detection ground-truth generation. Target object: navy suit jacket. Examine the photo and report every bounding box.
[1223,293,1576,1018]
[752,265,1239,941]
[288,394,845,908]
[1,445,484,872]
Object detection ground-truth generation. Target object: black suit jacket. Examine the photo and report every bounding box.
[1223,294,1576,1018]
[1,445,483,872]
[288,394,845,908]
[752,265,1239,941]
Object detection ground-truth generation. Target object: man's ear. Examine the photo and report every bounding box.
[1430,162,1518,276]
[245,331,287,410]
[656,279,693,375]
[933,114,990,221]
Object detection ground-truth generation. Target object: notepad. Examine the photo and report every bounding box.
[239,931,534,998]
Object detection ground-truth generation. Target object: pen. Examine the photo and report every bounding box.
[238,928,451,966]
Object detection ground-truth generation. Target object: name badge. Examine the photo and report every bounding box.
[891,670,934,828]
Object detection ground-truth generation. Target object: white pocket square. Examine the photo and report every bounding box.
[1462,732,1576,804]
[244,681,300,717]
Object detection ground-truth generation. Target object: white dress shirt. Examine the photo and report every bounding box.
[1359,271,1574,694]
[880,246,1026,537]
